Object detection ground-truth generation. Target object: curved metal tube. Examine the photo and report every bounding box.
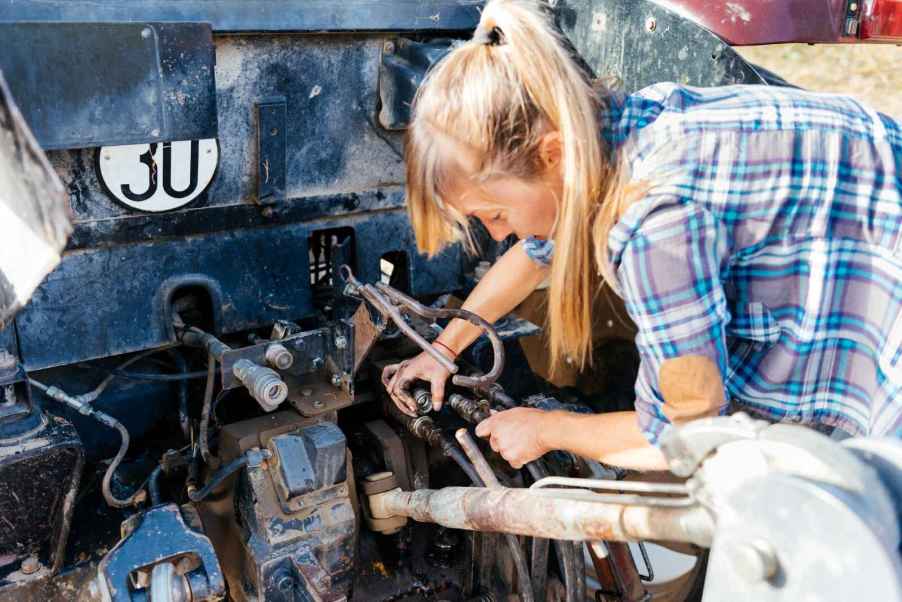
[30,379,145,508]
[341,265,507,391]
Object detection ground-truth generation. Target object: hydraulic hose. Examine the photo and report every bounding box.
[443,442,534,602]
[30,379,145,508]
[167,348,191,440]
[148,465,164,506]
[187,453,249,502]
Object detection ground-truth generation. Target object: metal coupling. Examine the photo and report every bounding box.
[448,393,490,423]
[264,343,294,370]
[413,388,433,415]
[232,359,288,412]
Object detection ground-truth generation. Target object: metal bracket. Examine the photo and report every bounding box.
[256,96,287,206]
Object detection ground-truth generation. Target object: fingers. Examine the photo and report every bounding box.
[475,415,493,438]
[430,378,445,412]
[385,361,417,416]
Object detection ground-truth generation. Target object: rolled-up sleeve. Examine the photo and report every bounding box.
[522,237,554,266]
[613,197,731,445]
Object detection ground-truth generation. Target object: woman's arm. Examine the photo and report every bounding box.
[435,240,549,354]
[384,241,549,414]
[475,407,668,470]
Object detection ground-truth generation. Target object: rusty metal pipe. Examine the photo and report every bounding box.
[372,487,714,547]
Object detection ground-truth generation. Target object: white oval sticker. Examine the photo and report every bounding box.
[96,138,219,212]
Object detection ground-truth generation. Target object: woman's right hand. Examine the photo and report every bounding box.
[382,345,455,417]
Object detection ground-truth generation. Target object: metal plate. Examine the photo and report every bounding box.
[557,0,767,92]
[0,1,483,33]
[0,23,218,150]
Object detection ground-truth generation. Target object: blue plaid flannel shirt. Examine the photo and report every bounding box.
[523,83,902,445]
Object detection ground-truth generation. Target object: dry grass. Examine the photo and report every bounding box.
[736,44,902,118]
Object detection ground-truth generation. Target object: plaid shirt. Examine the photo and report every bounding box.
[524,83,902,445]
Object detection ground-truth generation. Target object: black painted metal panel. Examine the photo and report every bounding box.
[0,1,483,33]
[557,0,766,91]
[0,22,218,150]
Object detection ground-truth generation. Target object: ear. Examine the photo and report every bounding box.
[538,130,563,173]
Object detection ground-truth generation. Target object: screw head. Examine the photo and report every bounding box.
[645,17,657,32]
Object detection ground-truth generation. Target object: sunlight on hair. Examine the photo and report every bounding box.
[405,0,637,374]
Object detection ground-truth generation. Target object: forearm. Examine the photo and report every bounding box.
[436,242,548,353]
[539,410,668,471]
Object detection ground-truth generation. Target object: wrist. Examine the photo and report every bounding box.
[431,339,458,360]
[536,410,565,454]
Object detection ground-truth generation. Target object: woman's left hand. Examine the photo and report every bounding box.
[475,407,551,469]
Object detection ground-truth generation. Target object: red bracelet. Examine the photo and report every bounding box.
[433,340,459,358]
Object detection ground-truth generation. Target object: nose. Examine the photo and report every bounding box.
[484,220,512,242]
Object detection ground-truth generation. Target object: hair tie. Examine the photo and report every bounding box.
[474,25,505,46]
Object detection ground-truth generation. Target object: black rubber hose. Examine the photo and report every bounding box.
[525,462,550,602]
[444,443,535,602]
[187,453,250,502]
[167,349,191,440]
[148,465,164,506]
[104,369,209,381]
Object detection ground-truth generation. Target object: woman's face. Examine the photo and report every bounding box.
[442,167,563,242]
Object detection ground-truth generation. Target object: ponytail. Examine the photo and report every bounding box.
[406,0,627,373]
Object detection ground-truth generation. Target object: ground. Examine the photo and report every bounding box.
[737,43,902,118]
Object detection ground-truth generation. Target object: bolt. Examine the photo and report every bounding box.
[0,351,16,372]
[727,540,779,583]
[141,27,152,39]
[334,335,348,350]
[383,40,396,54]
[331,373,343,388]
[338,486,347,496]
[645,16,657,32]
[20,556,40,575]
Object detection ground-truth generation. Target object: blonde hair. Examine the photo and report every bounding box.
[405,0,633,372]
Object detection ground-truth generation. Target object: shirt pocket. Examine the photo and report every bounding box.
[727,301,782,347]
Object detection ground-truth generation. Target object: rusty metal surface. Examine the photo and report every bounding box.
[655,0,849,45]
[378,487,714,547]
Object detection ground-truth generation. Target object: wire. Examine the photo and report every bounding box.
[104,369,209,381]
[199,353,217,467]
[30,379,145,508]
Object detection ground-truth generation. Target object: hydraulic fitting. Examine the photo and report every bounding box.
[264,343,294,370]
[447,393,490,423]
[233,359,288,412]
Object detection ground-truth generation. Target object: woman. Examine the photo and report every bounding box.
[383,0,902,471]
